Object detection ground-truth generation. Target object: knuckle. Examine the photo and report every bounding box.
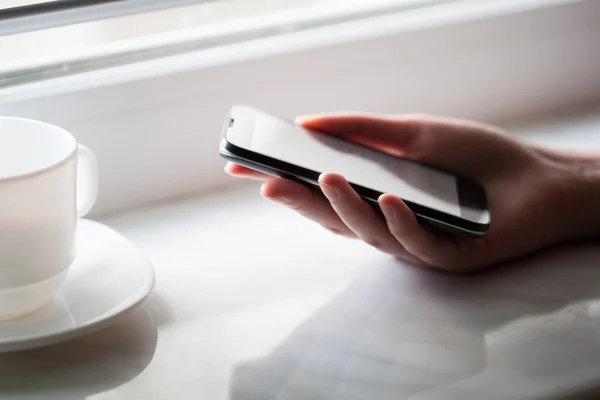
[287,202,310,214]
[434,258,475,274]
[335,210,357,221]
[400,117,434,155]
[363,237,387,252]
[409,134,433,159]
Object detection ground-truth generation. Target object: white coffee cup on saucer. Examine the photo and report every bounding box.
[0,116,98,320]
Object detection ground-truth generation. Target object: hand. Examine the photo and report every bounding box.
[226,113,600,272]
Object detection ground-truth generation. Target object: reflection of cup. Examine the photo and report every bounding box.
[0,117,98,320]
[0,293,75,339]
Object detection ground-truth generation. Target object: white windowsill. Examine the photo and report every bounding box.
[87,107,600,398]
[1,0,599,217]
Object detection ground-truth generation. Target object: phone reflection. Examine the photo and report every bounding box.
[0,305,158,399]
[230,240,600,399]
[0,293,75,339]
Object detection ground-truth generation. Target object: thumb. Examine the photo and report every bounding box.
[297,113,523,180]
[296,112,410,158]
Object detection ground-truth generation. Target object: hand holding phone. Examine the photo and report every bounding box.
[223,106,585,272]
[220,105,490,237]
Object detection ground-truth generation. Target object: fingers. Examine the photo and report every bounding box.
[298,113,522,180]
[318,173,420,261]
[228,161,357,238]
[225,162,271,181]
[230,161,461,268]
[378,194,472,271]
[260,178,356,238]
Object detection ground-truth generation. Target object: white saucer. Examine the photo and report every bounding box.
[0,219,155,352]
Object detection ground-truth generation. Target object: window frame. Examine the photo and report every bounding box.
[1,0,599,216]
[0,0,215,36]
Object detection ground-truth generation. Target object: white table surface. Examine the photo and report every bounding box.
[2,108,600,399]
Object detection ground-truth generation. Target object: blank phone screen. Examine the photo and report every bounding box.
[227,107,488,222]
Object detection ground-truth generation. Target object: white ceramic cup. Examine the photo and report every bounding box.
[0,117,98,320]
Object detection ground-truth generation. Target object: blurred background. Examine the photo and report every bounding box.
[1,0,446,87]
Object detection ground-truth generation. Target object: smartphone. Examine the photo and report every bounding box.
[219,105,490,237]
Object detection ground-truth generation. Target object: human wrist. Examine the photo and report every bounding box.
[552,151,600,240]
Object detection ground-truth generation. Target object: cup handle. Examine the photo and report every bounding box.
[76,144,99,218]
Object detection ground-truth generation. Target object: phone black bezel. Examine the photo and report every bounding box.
[220,110,490,238]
